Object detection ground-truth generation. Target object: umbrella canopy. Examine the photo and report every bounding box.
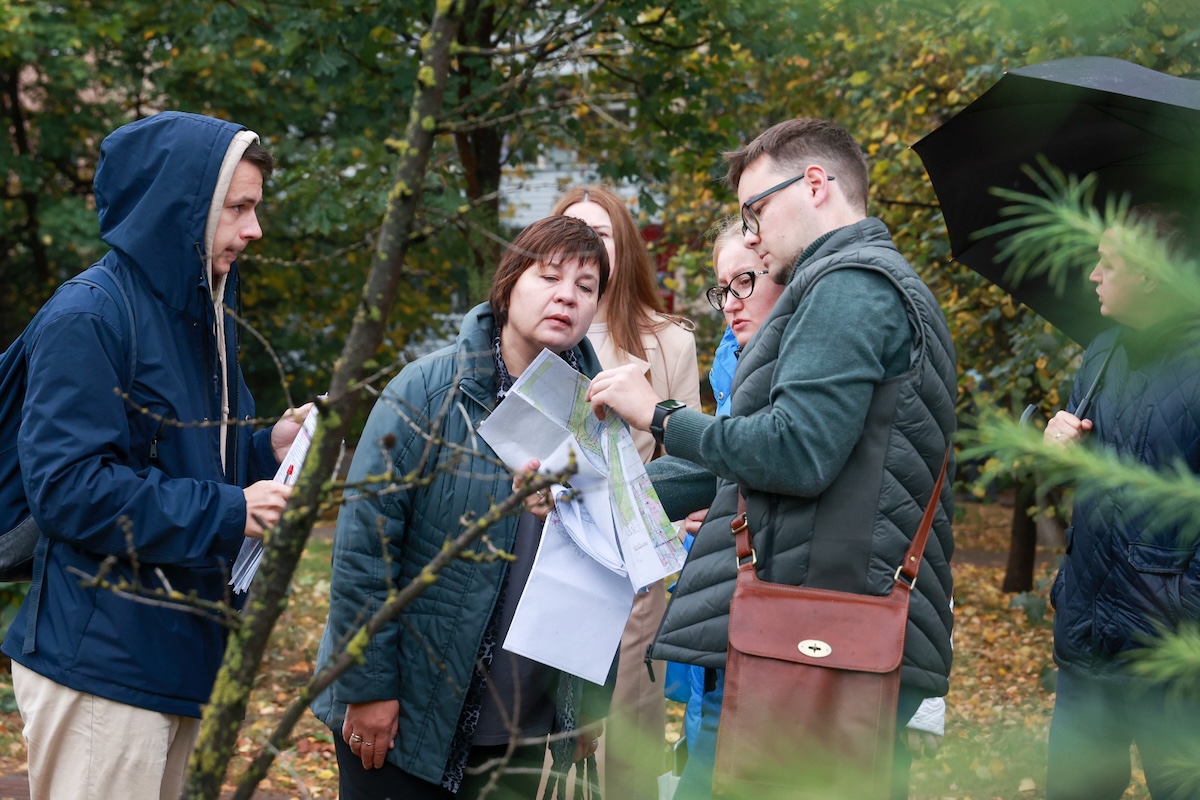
[913,56,1200,344]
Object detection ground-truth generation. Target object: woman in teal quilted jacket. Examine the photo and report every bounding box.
[311,216,612,800]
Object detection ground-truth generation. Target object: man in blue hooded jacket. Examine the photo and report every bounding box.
[1,112,305,799]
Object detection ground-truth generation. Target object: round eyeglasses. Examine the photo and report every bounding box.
[707,269,771,310]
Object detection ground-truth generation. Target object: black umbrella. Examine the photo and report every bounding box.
[913,56,1200,344]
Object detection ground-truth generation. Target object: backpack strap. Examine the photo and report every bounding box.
[22,264,137,655]
[65,265,138,389]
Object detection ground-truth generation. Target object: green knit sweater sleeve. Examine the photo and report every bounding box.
[663,268,910,497]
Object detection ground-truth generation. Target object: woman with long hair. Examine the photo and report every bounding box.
[311,215,614,800]
[552,185,701,800]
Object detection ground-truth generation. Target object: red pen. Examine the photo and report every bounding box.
[286,464,295,481]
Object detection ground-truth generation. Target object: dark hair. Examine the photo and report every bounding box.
[551,184,667,360]
[489,216,610,328]
[242,141,275,180]
[724,118,868,214]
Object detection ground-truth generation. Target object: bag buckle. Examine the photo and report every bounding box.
[737,549,757,568]
[893,558,917,589]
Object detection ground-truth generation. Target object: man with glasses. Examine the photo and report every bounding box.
[587,118,956,799]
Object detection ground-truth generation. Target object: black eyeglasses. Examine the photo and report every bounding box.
[741,173,835,236]
[707,269,771,310]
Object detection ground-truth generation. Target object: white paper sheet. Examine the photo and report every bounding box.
[503,508,634,685]
[479,349,687,682]
[230,405,319,594]
[477,349,686,590]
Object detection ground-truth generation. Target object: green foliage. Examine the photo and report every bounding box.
[966,417,1200,547]
[561,0,1200,493]
[989,165,1200,310]
[10,0,1197,436]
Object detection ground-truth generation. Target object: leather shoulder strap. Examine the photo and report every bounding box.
[733,445,951,590]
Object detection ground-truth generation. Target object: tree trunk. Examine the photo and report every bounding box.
[181,2,467,797]
[1002,474,1038,592]
[452,0,504,302]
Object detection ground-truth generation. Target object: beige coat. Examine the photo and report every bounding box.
[586,314,702,461]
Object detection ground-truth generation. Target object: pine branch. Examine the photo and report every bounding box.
[962,417,1200,546]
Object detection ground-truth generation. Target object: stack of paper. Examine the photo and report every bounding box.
[230,405,318,594]
[478,349,687,684]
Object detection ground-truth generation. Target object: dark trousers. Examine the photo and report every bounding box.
[335,734,546,800]
[1047,668,1200,800]
[674,669,921,800]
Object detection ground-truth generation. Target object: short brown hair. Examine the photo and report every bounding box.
[489,216,610,328]
[242,141,275,180]
[724,119,868,214]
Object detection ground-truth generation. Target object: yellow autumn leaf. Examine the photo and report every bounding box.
[849,70,870,87]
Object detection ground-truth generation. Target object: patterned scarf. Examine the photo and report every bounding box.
[441,328,591,797]
[492,326,581,399]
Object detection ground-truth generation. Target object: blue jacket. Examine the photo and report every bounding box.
[1051,319,1200,678]
[311,303,612,783]
[1,112,279,717]
[709,327,738,417]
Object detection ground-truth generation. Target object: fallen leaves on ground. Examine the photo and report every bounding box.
[0,506,1152,798]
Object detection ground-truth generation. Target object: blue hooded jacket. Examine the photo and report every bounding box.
[1,112,279,717]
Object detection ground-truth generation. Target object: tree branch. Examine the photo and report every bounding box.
[183,1,471,796]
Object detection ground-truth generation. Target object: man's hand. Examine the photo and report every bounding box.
[242,480,291,537]
[343,699,399,770]
[585,364,662,431]
[1045,410,1092,447]
[270,403,314,463]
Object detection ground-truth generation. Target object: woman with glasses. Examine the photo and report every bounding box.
[310,216,614,800]
[552,184,700,800]
[671,216,788,754]
[707,218,788,350]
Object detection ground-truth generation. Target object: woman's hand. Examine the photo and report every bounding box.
[573,720,604,762]
[683,508,709,536]
[903,729,943,759]
[1045,410,1092,447]
[585,364,661,430]
[270,403,314,463]
[513,458,554,521]
[343,699,399,770]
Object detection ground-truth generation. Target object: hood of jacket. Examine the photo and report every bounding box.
[94,111,257,318]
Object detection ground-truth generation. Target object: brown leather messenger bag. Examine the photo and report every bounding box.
[714,448,950,799]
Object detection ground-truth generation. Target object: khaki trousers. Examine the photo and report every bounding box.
[12,662,201,800]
